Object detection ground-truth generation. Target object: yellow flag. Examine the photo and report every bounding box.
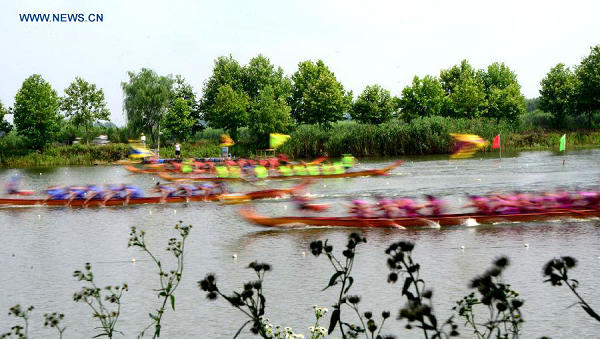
[269,133,291,149]
[128,142,155,159]
[450,133,489,159]
[220,134,235,147]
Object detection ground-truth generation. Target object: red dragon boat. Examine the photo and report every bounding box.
[239,208,600,228]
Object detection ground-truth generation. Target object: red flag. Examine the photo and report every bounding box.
[492,135,500,149]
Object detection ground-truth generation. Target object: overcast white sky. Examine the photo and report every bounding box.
[1,0,599,125]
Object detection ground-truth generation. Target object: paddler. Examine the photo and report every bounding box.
[394,197,422,217]
[423,195,446,215]
[5,174,22,195]
[196,183,214,201]
[463,195,493,214]
[349,199,375,218]
[152,182,175,203]
[376,196,400,218]
[66,185,88,205]
[341,154,356,170]
[103,184,124,205]
[175,182,198,201]
[254,165,268,179]
[83,184,105,205]
[44,185,68,201]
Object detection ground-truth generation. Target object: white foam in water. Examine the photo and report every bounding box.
[463,218,479,227]
[422,219,441,228]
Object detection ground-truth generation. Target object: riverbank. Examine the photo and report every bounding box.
[0,142,221,168]
[278,118,600,157]
[0,117,598,167]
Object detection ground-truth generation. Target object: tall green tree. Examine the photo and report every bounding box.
[482,62,526,121]
[121,68,174,143]
[61,77,110,143]
[0,101,13,134]
[163,97,195,142]
[290,60,350,125]
[575,45,600,126]
[351,84,395,124]
[200,55,244,113]
[242,54,292,101]
[171,75,201,132]
[398,75,446,121]
[205,85,249,140]
[248,86,292,147]
[440,60,487,118]
[539,63,578,128]
[13,74,61,150]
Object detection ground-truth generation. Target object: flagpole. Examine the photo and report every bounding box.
[499,135,502,162]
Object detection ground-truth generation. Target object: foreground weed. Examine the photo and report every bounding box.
[128,221,192,338]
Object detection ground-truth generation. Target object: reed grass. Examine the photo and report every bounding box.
[279,117,600,158]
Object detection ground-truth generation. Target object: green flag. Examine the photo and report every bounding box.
[559,134,566,152]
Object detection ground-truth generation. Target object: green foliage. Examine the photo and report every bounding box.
[200,55,245,112]
[525,97,540,112]
[575,45,600,126]
[290,60,350,125]
[171,75,202,133]
[539,63,578,128]
[242,54,292,101]
[279,118,600,158]
[61,77,110,142]
[398,76,446,121]
[205,85,249,140]
[440,60,487,118]
[248,86,292,148]
[483,62,526,121]
[122,68,174,142]
[163,97,195,142]
[0,142,130,167]
[0,101,13,134]
[13,74,61,150]
[351,84,395,124]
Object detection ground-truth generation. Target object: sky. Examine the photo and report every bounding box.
[1,0,599,126]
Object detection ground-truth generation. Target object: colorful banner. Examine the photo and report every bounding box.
[450,133,489,159]
[269,133,291,149]
[220,134,235,147]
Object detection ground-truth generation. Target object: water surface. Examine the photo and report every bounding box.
[0,150,599,338]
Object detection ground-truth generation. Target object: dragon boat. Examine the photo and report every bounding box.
[239,208,600,228]
[0,185,302,208]
[157,160,403,182]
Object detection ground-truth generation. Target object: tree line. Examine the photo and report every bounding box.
[1,45,599,151]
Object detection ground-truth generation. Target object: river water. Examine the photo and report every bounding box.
[0,150,599,338]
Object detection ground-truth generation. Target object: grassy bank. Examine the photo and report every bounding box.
[0,144,131,167]
[278,118,600,158]
[1,117,598,167]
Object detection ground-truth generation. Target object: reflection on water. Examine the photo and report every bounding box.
[1,150,600,338]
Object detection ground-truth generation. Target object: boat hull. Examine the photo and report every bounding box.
[239,208,600,228]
